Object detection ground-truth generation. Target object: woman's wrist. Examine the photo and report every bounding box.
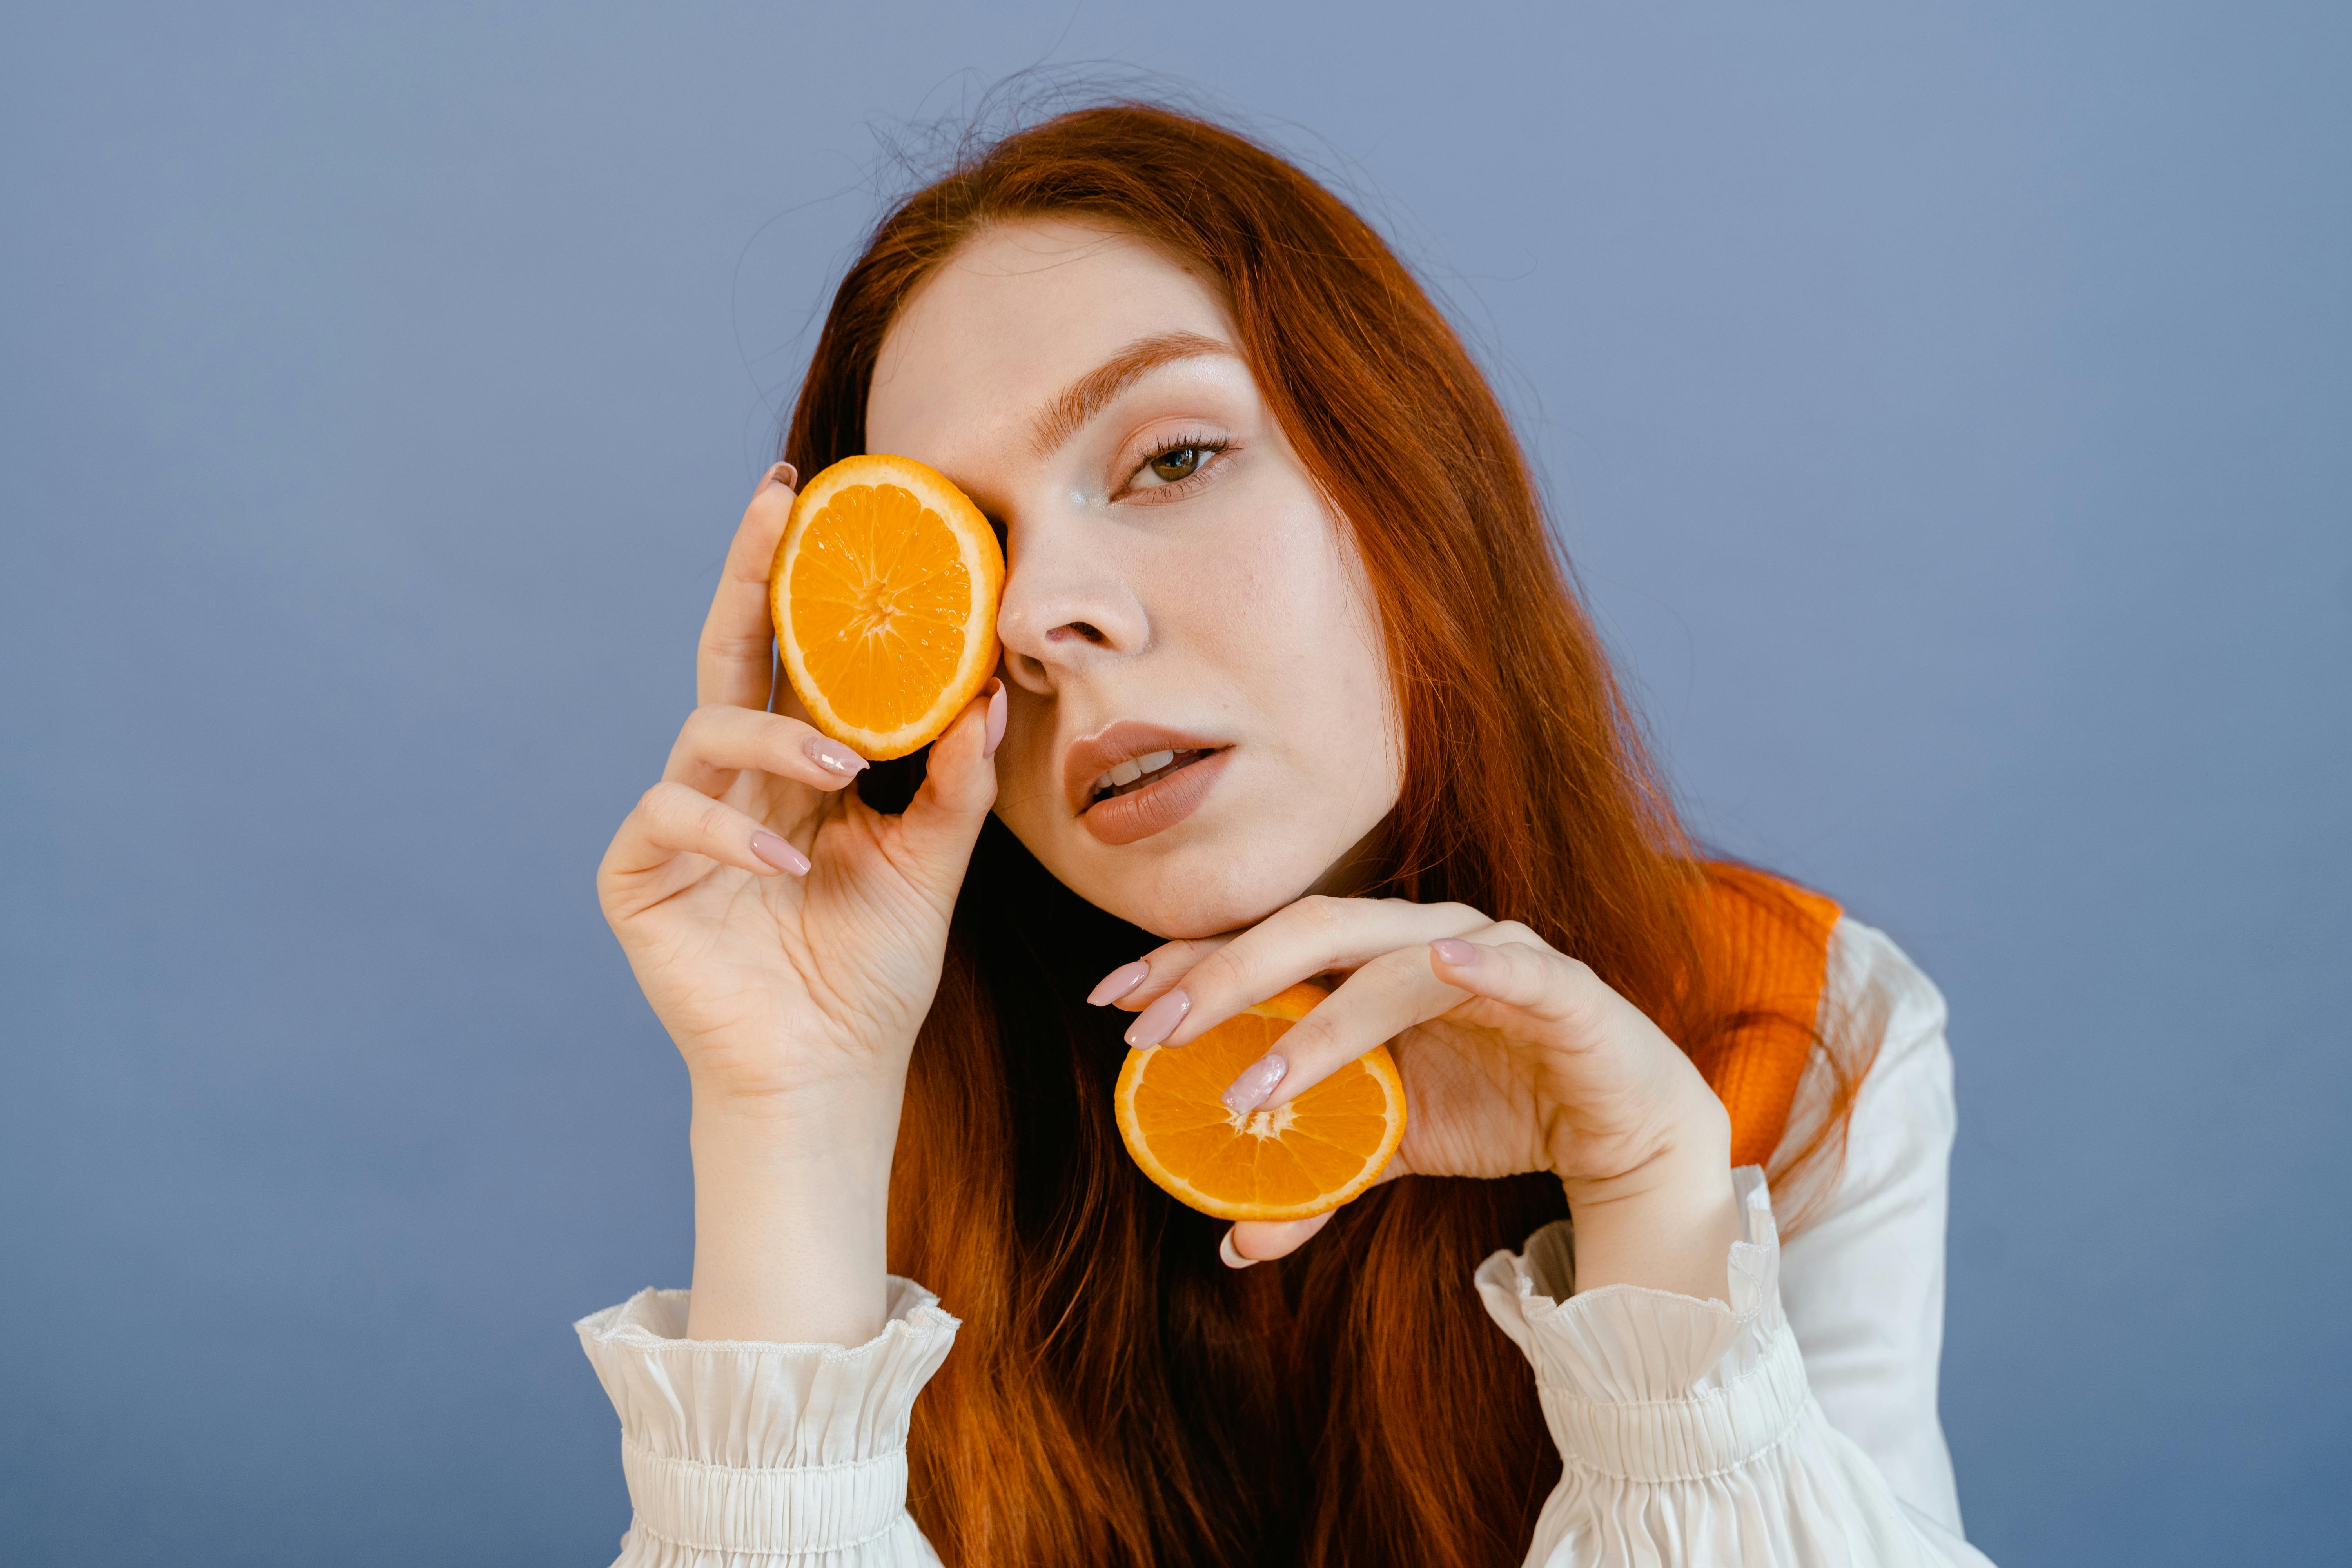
[684,1087,900,1345]
[1554,1097,1743,1301]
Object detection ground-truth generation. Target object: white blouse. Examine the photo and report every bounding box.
[576,916,1994,1566]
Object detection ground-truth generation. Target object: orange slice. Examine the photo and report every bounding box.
[770,454,1005,761]
[1115,983,1407,1222]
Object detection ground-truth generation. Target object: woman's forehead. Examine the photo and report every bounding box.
[866,219,1238,460]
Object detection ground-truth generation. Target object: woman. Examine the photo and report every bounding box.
[581,103,1993,1567]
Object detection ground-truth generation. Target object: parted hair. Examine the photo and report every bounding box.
[781,102,1862,1568]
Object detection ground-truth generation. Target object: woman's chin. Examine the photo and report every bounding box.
[1063,851,1322,942]
[1006,790,1387,942]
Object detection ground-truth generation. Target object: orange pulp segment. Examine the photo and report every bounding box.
[1115,983,1407,1222]
[771,454,1005,760]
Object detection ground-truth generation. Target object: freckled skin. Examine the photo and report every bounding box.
[867,220,1402,939]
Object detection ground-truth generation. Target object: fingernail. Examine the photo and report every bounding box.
[1430,938,1481,969]
[1219,1052,1288,1116]
[749,830,809,875]
[802,733,868,777]
[758,461,798,494]
[1125,988,1191,1047]
[1219,1229,1258,1270]
[1087,960,1151,1007]
[981,677,1007,759]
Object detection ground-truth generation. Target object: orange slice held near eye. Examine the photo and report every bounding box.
[770,454,1006,761]
[772,463,1407,1220]
[1116,984,1408,1222]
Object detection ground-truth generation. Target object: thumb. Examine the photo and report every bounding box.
[891,677,1003,891]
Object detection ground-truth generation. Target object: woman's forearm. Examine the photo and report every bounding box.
[685,1087,898,1345]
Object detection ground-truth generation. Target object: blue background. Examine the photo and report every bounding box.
[4,4,2345,1563]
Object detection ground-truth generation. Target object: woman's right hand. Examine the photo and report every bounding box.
[594,465,1003,1341]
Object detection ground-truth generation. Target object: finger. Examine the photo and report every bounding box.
[1221,1209,1333,1268]
[602,779,810,884]
[1212,945,1467,1118]
[1426,935,1604,1032]
[880,678,1002,899]
[1131,896,1490,1050]
[662,703,870,797]
[696,463,798,710]
[1104,895,1476,1023]
[1223,1154,1409,1266]
[1088,935,1234,1011]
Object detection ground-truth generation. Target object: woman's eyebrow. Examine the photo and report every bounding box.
[1027,330,1234,459]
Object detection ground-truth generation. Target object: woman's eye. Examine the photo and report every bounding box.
[1122,437,1228,499]
[1147,446,1205,483]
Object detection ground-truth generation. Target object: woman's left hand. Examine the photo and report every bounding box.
[1102,896,1745,1299]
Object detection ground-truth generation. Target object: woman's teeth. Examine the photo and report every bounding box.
[1089,749,1197,804]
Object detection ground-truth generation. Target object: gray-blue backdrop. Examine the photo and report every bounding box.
[4,4,2345,1564]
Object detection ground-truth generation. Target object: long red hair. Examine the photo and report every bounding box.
[782,102,1862,1568]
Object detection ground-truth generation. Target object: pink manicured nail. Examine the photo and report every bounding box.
[1219,1052,1287,1116]
[802,734,867,777]
[1219,1230,1258,1270]
[1125,988,1191,1047]
[981,678,1007,759]
[749,830,809,875]
[1088,961,1151,1007]
[758,461,798,493]
[1430,938,1481,969]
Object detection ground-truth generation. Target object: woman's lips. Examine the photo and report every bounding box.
[1062,720,1225,812]
[1081,747,1234,846]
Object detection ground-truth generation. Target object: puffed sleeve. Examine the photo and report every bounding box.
[573,1277,958,1567]
[1476,1173,1989,1565]
[1473,915,1993,1566]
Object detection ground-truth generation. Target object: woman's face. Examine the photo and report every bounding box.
[865,219,1401,939]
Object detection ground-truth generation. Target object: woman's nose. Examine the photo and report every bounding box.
[994,519,1149,693]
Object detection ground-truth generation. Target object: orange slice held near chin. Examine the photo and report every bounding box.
[1116,983,1408,1222]
[770,454,1006,761]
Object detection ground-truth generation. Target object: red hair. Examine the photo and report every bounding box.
[783,102,1865,1568]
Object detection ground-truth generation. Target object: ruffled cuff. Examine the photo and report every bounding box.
[575,1278,959,1566]
[1474,1167,1808,1482]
